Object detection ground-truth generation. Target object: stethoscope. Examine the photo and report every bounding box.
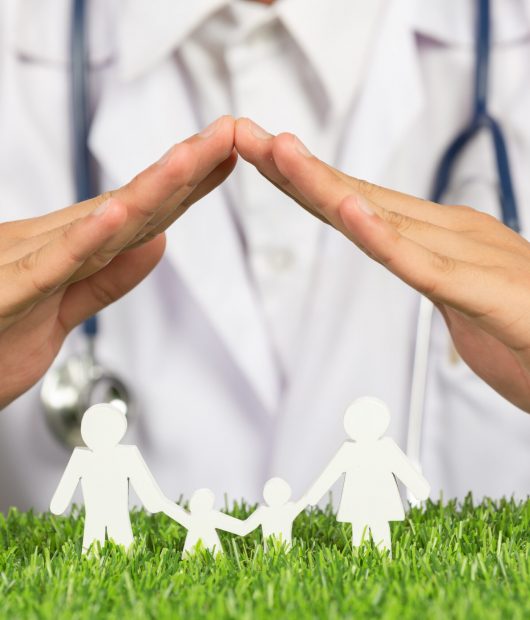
[40,0,135,448]
[405,0,520,502]
[41,0,520,454]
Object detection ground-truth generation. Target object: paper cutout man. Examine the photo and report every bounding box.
[241,477,307,549]
[50,403,170,552]
[164,488,248,558]
[305,397,430,554]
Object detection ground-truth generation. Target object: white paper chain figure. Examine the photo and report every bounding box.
[50,404,171,552]
[164,488,248,558]
[241,477,307,549]
[305,397,430,555]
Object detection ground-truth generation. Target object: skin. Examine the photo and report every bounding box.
[235,117,530,413]
[0,115,237,409]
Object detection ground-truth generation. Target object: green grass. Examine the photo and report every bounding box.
[0,496,528,619]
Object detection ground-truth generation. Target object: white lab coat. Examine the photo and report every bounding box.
[1,0,530,512]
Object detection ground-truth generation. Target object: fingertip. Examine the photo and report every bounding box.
[198,115,235,146]
[235,117,272,149]
[271,132,313,175]
[219,113,235,128]
[338,194,395,258]
[216,114,236,144]
[336,194,382,247]
[235,118,274,164]
[272,132,297,155]
[234,117,252,152]
[338,194,376,230]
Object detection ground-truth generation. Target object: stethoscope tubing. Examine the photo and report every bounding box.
[71,0,99,338]
[405,0,521,499]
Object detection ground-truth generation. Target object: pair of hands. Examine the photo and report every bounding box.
[2,115,530,412]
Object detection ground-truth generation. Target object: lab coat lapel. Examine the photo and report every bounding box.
[337,0,425,182]
[88,62,280,413]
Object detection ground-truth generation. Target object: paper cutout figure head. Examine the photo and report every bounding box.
[263,477,292,507]
[81,403,127,450]
[189,488,216,514]
[343,396,390,441]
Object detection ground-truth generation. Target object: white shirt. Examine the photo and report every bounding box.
[177,0,379,377]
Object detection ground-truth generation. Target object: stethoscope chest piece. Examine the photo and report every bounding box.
[41,346,135,449]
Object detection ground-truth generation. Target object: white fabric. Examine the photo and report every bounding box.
[0,0,529,512]
[177,0,377,372]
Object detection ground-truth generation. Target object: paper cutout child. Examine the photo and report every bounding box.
[305,397,430,554]
[240,477,307,549]
[164,488,248,558]
[50,403,171,552]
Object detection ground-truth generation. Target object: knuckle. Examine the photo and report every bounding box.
[14,251,35,275]
[451,204,496,229]
[88,248,116,271]
[92,191,114,210]
[353,177,378,198]
[415,276,439,298]
[16,252,57,296]
[430,252,455,275]
[87,279,117,308]
[451,203,475,215]
[383,210,412,233]
[60,225,86,265]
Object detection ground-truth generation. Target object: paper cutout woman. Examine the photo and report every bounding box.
[164,488,248,558]
[50,403,173,552]
[241,477,307,549]
[305,397,430,553]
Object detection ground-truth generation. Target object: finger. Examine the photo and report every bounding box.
[121,116,237,244]
[14,115,236,241]
[234,118,329,225]
[366,207,523,268]
[4,149,238,260]
[269,132,472,230]
[90,115,235,247]
[58,235,166,333]
[127,149,239,248]
[337,193,497,317]
[59,116,235,280]
[0,201,127,322]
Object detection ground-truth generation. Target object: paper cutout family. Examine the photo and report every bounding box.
[50,397,430,556]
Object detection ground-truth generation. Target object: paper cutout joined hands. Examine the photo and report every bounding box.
[163,489,246,558]
[163,477,307,557]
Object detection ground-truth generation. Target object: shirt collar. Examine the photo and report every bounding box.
[118,0,228,80]
[276,0,386,115]
[118,0,385,115]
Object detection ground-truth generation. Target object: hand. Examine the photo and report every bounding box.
[235,117,530,413]
[0,116,236,408]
